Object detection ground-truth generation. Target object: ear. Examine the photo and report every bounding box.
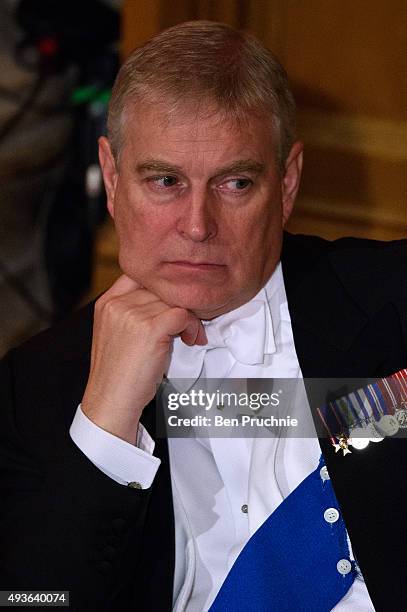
[98,136,118,219]
[281,141,303,226]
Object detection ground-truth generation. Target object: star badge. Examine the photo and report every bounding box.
[333,434,352,456]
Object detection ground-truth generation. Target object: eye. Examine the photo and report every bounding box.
[148,175,179,189]
[219,178,253,193]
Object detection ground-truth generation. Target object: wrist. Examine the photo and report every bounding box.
[81,393,142,445]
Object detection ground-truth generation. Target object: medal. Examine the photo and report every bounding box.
[348,436,369,450]
[318,369,407,452]
[348,422,384,449]
[334,433,352,456]
[391,371,407,429]
[394,405,407,429]
[374,414,399,437]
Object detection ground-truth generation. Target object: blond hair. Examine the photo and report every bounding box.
[107,21,296,170]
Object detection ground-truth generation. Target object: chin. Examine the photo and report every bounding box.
[157,283,233,318]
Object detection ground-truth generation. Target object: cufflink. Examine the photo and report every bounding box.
[127,481,142,489]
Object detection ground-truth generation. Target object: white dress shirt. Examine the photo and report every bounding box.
[70,263,375,611]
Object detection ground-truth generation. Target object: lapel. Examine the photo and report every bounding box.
[281,231,407,377]
[281,232,369,376]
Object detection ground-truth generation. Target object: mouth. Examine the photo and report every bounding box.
[165,261,226,272]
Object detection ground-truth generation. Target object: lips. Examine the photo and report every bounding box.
[164,260,226,272]
[168,261,225,269]
[170,260,224,265]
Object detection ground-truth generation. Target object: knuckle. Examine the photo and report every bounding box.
[97,295,131,322]
[102,295,121,315]
[143,317,157,335]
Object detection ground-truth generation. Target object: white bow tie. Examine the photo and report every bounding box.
[167,290,276,384]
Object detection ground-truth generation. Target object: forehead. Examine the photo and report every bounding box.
[121,101,277,170]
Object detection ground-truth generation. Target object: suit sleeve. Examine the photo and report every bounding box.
[0,351,156,611]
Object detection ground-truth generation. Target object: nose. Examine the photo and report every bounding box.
[176,188,218,242]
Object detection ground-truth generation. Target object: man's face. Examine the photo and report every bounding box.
[99,103,302,319]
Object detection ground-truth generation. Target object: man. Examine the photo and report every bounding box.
[1,20,406,612]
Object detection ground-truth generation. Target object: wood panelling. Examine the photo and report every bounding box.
[122,0,285,57]
[242,0,286,58]
[285,2,407,120]
[297,111,407,163]
[282,2,407,239]
[121,1,161,52]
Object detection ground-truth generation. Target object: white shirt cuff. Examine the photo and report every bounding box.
[69,405,161,488]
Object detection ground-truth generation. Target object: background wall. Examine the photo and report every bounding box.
[94,0,407,293]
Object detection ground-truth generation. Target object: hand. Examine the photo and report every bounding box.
[81,275,207,444]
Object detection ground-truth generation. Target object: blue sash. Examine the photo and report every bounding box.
[209,457,355,611]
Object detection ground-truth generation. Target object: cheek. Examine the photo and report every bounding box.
[115,202,172,266]
[235,209,282,268]
[233,201,279,247]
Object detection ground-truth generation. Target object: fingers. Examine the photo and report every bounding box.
[195,323,208,346]
[99,275,208,347]
[180,319,200,346]
[155,308,207,346]
[181,317,208,346]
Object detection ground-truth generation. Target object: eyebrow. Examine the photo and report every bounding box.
[135,158,265,178]
[213,160,265,177]
[136,160,184,174]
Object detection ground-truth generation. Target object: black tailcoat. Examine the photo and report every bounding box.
[0,233,406,611]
